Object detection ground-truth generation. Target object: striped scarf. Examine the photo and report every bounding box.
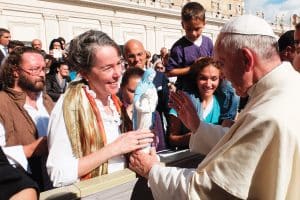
[63,80,122,180]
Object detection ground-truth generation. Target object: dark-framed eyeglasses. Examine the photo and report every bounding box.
[19,67,46,76]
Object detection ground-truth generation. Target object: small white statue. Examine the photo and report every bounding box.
[133,68,158,153]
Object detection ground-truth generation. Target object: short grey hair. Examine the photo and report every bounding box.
[214,33,279,60]
[67,30,121,72]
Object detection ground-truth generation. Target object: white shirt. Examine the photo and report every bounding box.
[0,92,49,171]
[202,97,214,119]
[47,88,125,187]
[0,44,8,56]
[185,35,203,47]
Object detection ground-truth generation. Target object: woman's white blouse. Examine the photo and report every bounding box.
[47,88,125,187]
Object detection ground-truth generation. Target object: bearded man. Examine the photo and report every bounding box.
[0,46,54,191]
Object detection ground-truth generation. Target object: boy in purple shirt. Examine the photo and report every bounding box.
[166,2,239,125]
[166,2,213,91]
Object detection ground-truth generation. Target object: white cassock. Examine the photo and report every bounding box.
[148,62,300,200]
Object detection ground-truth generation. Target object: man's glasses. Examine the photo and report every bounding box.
[19,67,46,76]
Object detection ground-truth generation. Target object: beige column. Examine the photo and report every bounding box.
[57,15,71,42]
[101,20,113,39]
[145,25,155,53]
[0,9,6,28]
[154,25,163,53]
[112,20,123,45]
[42,13,59,49]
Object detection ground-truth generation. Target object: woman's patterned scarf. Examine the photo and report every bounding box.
[63,80,122,180]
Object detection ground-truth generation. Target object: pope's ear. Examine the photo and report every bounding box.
[241,48,254,72]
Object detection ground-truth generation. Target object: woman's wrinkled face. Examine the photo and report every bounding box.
[83,46,122,100]
[196,64,220,99]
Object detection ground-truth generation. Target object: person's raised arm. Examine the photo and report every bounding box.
[169,90,200,133]
[169,91,228,154]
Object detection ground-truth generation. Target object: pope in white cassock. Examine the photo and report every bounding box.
[129,15,300,200]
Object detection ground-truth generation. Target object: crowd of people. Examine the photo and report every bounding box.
[0,1,300,199]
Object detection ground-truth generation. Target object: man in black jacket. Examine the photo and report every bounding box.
[0,147,38,200]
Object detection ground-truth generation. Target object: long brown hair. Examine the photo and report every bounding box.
[188,57,221,93]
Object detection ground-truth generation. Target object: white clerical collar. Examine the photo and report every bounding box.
[247,62,289,98]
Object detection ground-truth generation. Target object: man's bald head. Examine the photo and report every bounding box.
[160,47,168,57]
[31,39,42,50]
[124,39,147,69]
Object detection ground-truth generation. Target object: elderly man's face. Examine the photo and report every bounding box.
[215,50,250,97]
[124,42,147,69]
[32,39,42,50]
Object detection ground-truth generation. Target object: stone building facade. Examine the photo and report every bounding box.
[0,0,246,54]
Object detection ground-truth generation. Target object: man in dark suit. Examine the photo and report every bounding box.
[0,28,11,90]
[0,28,11,64]
[0,147,38,200]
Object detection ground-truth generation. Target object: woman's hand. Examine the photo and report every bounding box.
[78,130,154,177]
[169,90,200,133]
[108,129,154,156]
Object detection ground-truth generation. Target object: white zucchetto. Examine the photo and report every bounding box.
[220,15,277,38]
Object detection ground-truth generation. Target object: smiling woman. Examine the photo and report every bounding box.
[46,30,154,187]
[167,57,237,149]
